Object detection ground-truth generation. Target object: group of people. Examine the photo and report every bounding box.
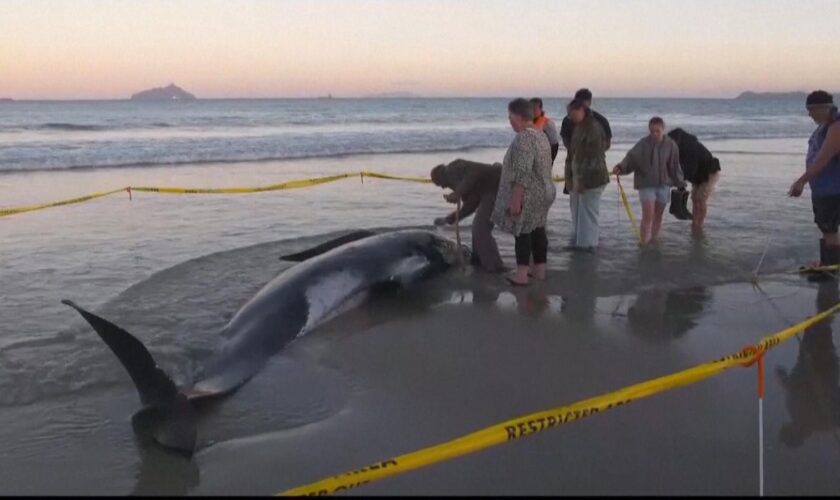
[431,88,724,286]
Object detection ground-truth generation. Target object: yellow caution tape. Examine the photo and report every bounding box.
[616,174,642,244]
[0,172,567,219]
[130,173,356,195]
[0,188,128,218]
[796,264,840,274]
[279,300,840,496]
[359,171,431,183]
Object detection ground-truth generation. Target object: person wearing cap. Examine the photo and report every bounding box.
[789,90,840,281]
[530,98,560,162]
[560,88,612,152]
[431,159,505,273]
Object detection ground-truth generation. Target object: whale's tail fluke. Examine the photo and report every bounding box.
[62,300,197,455]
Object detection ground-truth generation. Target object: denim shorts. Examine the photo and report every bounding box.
[638,186,670,204]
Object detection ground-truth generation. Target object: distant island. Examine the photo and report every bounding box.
[735,91,811,100]
[131,84,196,101]
[362,91,421,99]
[0,98,13,102]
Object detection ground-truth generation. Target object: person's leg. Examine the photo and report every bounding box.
[568,191,580,247]
[691,173,718,233]
[472,197,505,273]
[650,187,669,243]
[808,195,840,282]
[691,194,707,233]
[578,186,604,250]
[530,227,548,279]
[511,231,532,285]
[638,189,655,245]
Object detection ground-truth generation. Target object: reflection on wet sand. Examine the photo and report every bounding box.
[131,442,199,496]
[560,252,599,324]
[627,287,712,341]
[777,283,840,448]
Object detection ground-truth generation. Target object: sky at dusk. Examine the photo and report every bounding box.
[3,0,840,99]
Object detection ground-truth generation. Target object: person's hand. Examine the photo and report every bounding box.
[434,217,448,226]
[612,165,622,176]
[444,192,459,203]
[789,179,806,198]
[508,200,522,218]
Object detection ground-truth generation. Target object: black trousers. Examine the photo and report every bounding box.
[514,227,548,266]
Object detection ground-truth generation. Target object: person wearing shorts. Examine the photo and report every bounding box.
[667,128,722,234]
[613,117,686,246]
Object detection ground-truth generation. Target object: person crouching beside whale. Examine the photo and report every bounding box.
[431,159,505,273]
[492,98,556,286]
[613,116,686,246]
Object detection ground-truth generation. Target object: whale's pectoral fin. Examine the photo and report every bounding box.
[62,300,197,456]
[280,230,377,262]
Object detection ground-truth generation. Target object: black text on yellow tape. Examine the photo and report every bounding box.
[279,301,840,496]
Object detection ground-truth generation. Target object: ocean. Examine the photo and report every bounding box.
[0,97,814,172]
[1,98,839,495]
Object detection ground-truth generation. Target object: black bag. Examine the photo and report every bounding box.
[669,188,693,221]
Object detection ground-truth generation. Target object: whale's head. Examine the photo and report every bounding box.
[429,233,471,268]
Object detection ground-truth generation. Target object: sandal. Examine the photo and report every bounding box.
[505,276,529,287]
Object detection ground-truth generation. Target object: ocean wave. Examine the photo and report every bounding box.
[40,123,108,131]
[0,144,488,174]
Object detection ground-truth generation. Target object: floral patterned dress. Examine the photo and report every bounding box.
[491,127,556,236]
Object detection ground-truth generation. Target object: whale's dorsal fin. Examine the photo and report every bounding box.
[280,230,376,262]
[62,300,198,456]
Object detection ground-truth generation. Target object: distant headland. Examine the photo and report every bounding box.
[130,84,196,101]
[736,91,816,101]
[0,98,14,103]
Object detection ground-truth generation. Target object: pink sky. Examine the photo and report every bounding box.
[3,0,840,99]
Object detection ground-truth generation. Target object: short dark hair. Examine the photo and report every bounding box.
[508,98,535,121]
[574,88,593,102]
[529,97,544,108]
[430,164,448,187]
[567,99,587,112]
[649,116,665,127]
[807,90,834,106]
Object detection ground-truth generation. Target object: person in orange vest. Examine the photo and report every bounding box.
[530,98,559,162]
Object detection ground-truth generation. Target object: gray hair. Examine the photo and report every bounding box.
[508,98,534,121]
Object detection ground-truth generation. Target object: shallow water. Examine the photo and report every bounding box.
[1,138,840,494]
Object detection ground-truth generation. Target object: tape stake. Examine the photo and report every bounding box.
[758,353,765,497]
[278,301,840,496]
[127,187,132,201]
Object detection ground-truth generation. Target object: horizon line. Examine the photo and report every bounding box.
[1,93,813,102]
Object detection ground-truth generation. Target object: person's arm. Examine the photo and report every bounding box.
[669,143,686,189]
[455,194,480,221]
[560,118,572,150]
[545,119,559,146]
[791,124,840,196]
[597,112,612,151]
[508,133,535,216]
[613,141,638,175]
